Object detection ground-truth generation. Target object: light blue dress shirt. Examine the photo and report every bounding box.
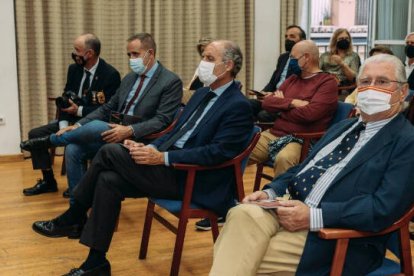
[124,62,159,115]
[162,80,234,165]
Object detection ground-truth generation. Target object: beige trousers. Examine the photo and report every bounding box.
[249,130,302,178]
[210,204,308,276]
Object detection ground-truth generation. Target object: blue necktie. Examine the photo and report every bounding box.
[288,122,366,201]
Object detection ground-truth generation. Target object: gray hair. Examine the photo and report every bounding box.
[357,54,407,84]
[220,40,243,77]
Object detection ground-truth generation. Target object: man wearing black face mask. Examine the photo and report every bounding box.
[249,25,306,122]
[20,33,121,196]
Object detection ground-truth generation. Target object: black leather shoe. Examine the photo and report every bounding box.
[63,188,71,198]
[32,218,84,239]
[20,135,51,151]
[63,260,111,276]
[23,179,58,196]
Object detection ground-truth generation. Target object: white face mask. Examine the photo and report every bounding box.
[197,60,226,86]
[356,86,393,115]
[129,50,149,75]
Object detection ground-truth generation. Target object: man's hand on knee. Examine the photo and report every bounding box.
[56,125,78,136]
[101,124,133,143]
[276,200,310,231]
[242,191,269,203]
[129,145,164,165]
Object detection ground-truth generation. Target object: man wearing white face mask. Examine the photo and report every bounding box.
[210,54,414,276]
[22,33,183,206]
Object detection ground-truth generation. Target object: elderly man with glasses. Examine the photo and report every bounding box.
[210,54,414,276]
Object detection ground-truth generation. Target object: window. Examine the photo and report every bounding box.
[307,0,369,61]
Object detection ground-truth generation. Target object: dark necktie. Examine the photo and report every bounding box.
[288,122,366,201]
[123,75,147,114]
[158,91,216,151]
[81,70,91,96]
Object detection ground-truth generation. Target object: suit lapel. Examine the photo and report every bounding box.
[188,84,235,138]
[89,59,104,91]
[135,63,162,107]
[329,115,403,187]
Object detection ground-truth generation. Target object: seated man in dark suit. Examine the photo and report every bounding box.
[250,25,306,122]
[210,54,414,276]
[21,33,121,196]
[21,33,183,204]
[31,39,253,275]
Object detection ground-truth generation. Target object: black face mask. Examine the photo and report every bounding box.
[285,39,296,52]
[336,39,350,50]
[405,45,414,58]
[71,52,87,67]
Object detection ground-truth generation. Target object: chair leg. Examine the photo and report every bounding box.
[330,238,349,276]
[253,163,264,192]
[50,147,56,165]
[210,216,219,242]
[399,226,413,275]
[139,200,155,260]
[170,215,189,276]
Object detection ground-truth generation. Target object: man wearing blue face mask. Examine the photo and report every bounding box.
[248,40,338,178]
[249,25,306,122]
[21,33,183,205]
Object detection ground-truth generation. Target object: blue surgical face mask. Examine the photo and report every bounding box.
[129,50,149,75]
[288,56,303,76]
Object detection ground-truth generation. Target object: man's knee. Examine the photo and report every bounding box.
[274,144,301,166]
[227,204,268,223]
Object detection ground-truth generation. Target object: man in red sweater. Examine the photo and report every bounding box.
[249,40,338,177]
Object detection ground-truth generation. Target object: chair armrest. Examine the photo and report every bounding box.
[319,228,380,239]
[255,122,273,131]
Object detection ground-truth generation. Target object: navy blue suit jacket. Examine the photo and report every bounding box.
[266,114,414,275]
[152,82,254,216]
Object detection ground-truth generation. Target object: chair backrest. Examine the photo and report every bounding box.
[330,101,354,126]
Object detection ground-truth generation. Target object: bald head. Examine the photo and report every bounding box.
[76,33,101,56]
[292,40,320,63]
[207,40,243,77]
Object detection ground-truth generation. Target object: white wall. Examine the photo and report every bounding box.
[253,0,280,90]
[0,0,21,155]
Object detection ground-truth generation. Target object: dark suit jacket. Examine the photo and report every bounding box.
[408,69,414,90]
[262,52,290,92]
[152,82,254,216]
[63,58,121,117]
[266,114,414,275]
[78,62,183,139]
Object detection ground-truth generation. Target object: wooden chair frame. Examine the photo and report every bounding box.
[138,129,261,276]
[319,204,414,276]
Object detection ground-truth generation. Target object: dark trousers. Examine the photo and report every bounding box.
[28,121,60,170]
[73,143,181,252]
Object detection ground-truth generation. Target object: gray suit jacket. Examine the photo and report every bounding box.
[78,62,183,139]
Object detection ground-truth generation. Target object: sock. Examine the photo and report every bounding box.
[80,248,107,270]
[56,199,88,226]
[59,120,69,129]
[41,169,56,185]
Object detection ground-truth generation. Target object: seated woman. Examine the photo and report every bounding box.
[320,28,360,87]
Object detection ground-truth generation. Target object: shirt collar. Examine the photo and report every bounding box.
[86,58,99,76]
[142,61,159,79]
[211,80,234,97]
[359,113,398,132]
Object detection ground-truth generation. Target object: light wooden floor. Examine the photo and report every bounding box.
[0,157,412,275]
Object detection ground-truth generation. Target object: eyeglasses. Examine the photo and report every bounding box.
[358,77,406,89]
